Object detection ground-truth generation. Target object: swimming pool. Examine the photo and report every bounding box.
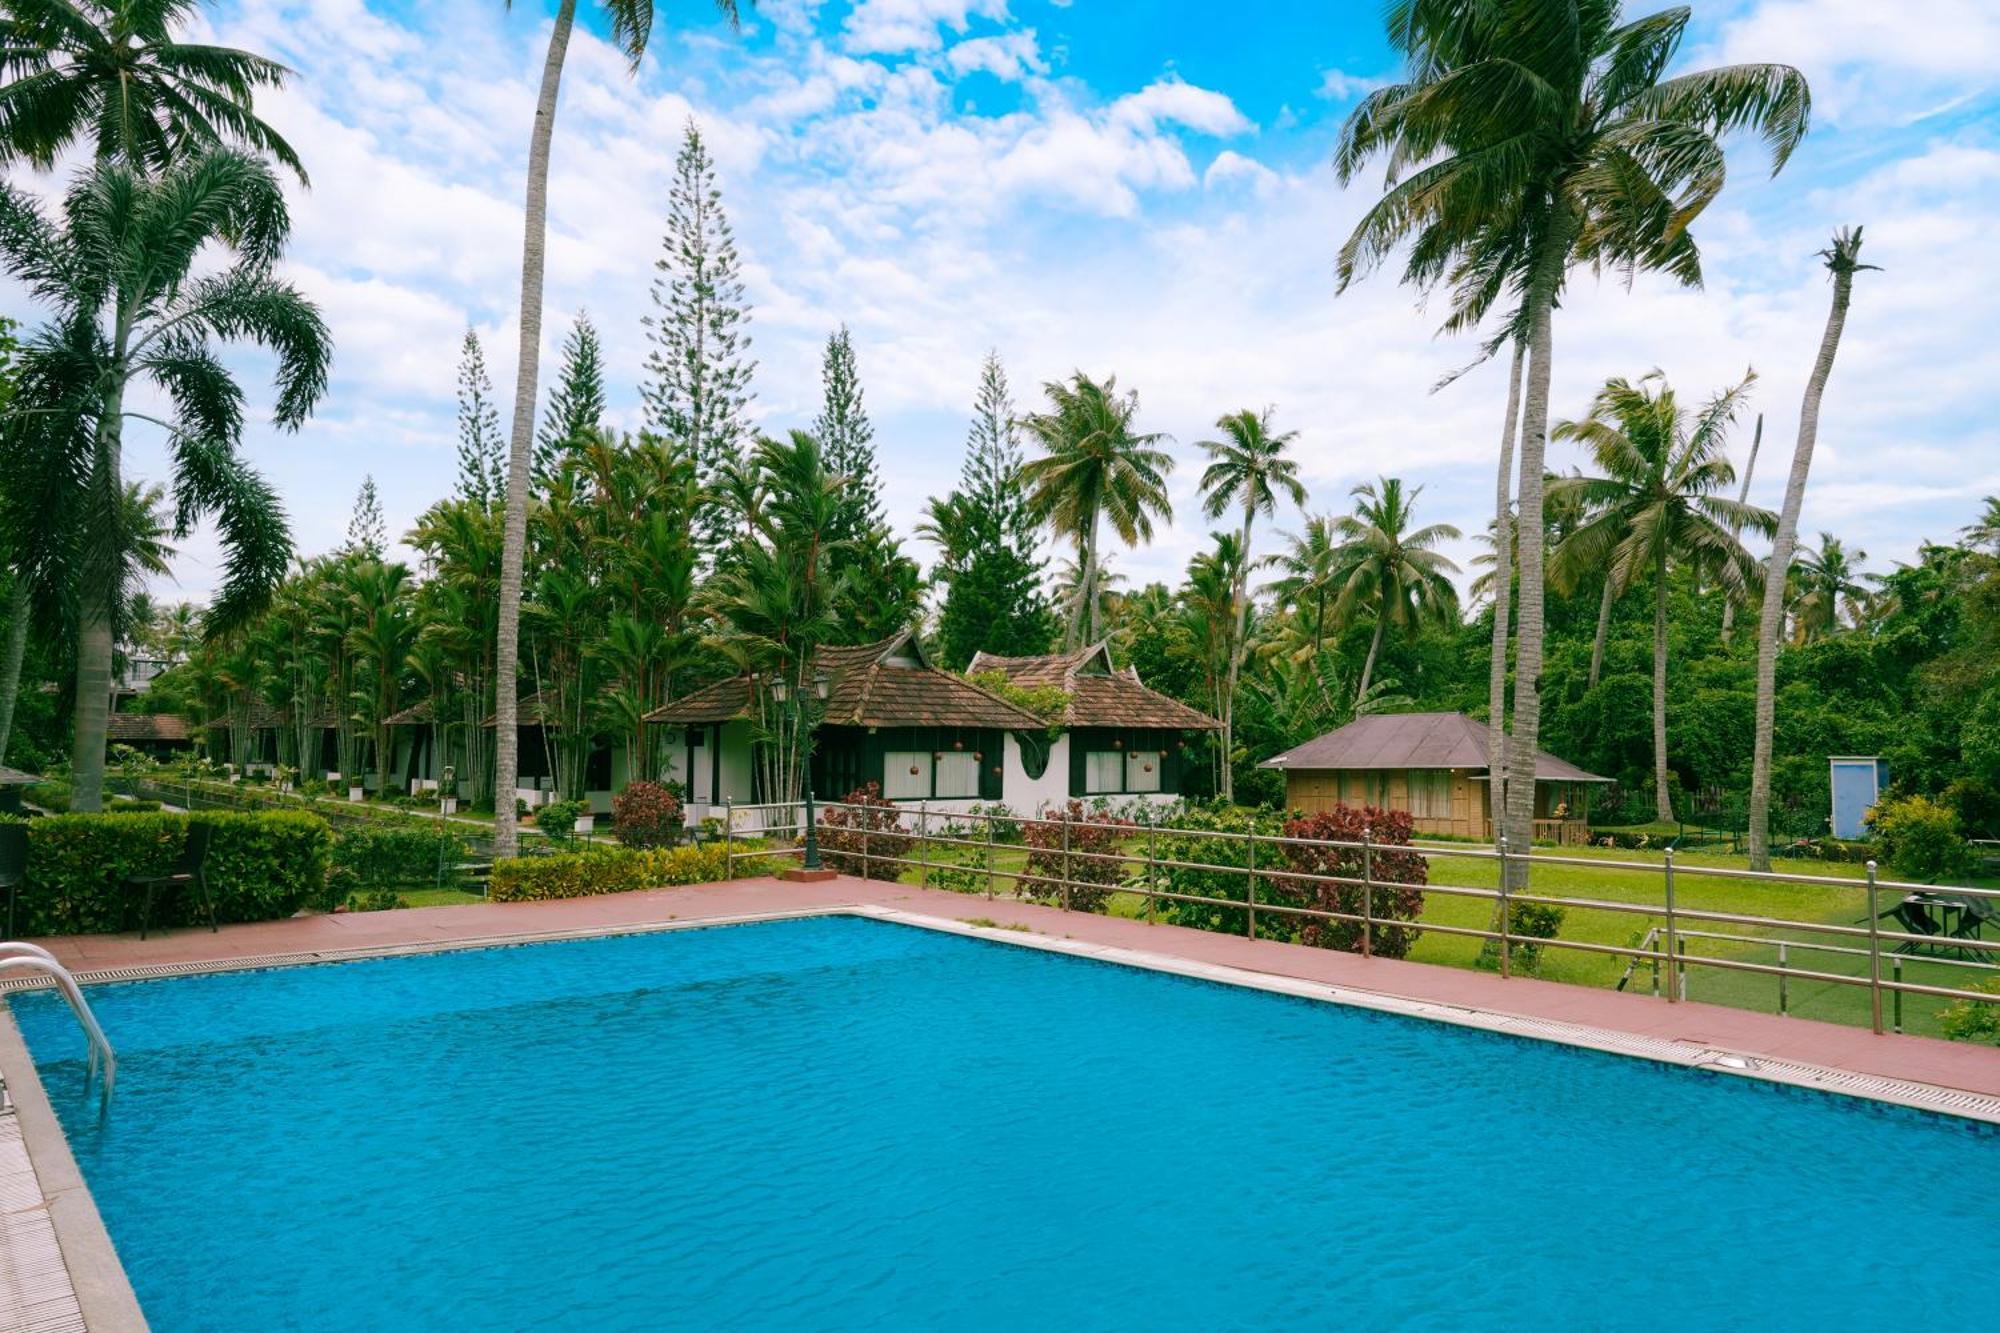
[11,915,1994,1330]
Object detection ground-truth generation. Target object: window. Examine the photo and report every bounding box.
[1407,769,1450,818]
[1126,751,1162,794]
[935,751,980,799]
[1085,750,1125,794]
[885,751,931,800]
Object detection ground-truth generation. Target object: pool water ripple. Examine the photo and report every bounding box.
[10,916,1996,1331]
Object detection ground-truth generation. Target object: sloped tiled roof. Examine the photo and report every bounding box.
[645,631,1043,731]
[205,698,286,732]
[967,642,1221,731]
[1260,711,1610,781]
[106,713,191,743]
[386,698,434,726]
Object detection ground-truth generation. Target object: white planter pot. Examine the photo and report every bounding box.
[574,815,595,835]
[348,786,365,803]
[440,798,458,816]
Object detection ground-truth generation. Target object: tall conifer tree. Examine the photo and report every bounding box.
[928,351,1053,668]
[537,310,607,488]
[814,325,883,545]
[641,119,755,549]
[347,475,386,557]
[454,330,504,507]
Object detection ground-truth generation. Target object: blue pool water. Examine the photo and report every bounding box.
[11,917,1996,1330]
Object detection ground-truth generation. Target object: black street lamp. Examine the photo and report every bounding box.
[772,667,832,872]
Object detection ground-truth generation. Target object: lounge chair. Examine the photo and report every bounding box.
[1881,896,1943,953]
[119,822,217,940]
[0,822,26,938]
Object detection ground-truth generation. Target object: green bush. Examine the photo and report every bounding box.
[24,781,71,812]
[1866,794,1974,882]
[104,799,163,814]
[1938,979,2000,1046]
[333,824,471,900]
[20,811,332,934]
[535,799,586,833]
[488,842,732,902]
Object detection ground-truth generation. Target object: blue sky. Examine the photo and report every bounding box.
[89,0,2000,600]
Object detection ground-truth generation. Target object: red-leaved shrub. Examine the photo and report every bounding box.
[817,783,910,880]
[1019,801,1135,913]
[612,781,684,849]
[1272,805,1427,958]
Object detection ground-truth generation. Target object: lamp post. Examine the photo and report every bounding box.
[772,667,831,873]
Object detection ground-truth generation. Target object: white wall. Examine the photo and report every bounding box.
[1003,733,1072,815]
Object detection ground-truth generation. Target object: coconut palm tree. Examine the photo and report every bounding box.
[1197,407,1306,801]
[0,149,329,811]
[0,0,305,179]
[1960,496,2000,554]
[493,0,745,853]
[1266,515,1349,658]
[1018,373,1174,650]
[1483,341,1524,798]
[1789,533,1868,642]
[1748,228,1873,869]
[1551,372,1772,822]
[1335,0,1809,868]
[1331,478,1461,702]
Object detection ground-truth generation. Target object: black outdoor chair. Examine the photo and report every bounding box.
[0,822,27,939]
[119,822,217,940]
[1881,896,1943,953]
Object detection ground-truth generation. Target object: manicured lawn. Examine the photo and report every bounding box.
[896,828,1996,1040]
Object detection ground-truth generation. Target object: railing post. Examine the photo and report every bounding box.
[728,792,744,876]
[1497,835,1512,979]
[1777,941,1789,1016]
[1145,810,1158,925]
[918,801,930,890]
[984,810,995,900]
[1662,847,1678,1003]
[1891,956,1903,1034]
[1060,810,1072,912]
[1866,859,1883,1035]
[1649,930,1661,997]
[1361,825,1374,959]
[1246,823,1258,941]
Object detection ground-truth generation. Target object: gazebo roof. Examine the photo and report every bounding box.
[1260,711,1609,781]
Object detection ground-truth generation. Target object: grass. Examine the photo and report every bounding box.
[889,826,1996,1040]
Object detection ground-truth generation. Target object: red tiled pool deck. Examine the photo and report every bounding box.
[21,874,2000,1105]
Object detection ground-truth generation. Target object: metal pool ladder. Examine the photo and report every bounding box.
[0,943,115,1098]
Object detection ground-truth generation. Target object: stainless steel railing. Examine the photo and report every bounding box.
[721,799,2000,1035]
[0,943,115,1098]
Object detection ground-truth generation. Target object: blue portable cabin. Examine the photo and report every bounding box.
[1828,756,1888,840]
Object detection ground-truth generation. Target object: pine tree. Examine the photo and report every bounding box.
[640,119,756,549]
[932,351,1054,668]
[536,310,607,488]
[454,330,504,507]
[814,325,883,545]
[347,474,386,558]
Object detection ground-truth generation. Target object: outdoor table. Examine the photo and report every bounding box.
[0,766,38,815]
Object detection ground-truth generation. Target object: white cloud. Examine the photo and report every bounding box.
[945,31,1046,81]
[1708,0,2000,126]
[1316,67,1389,101]
[1203,150,1281,197]
[843,0,1009,56]
[1109,79,1254,137]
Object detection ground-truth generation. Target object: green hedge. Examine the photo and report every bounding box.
[20,811,333,934]
[331,824,472,902]
[489,844,732,902]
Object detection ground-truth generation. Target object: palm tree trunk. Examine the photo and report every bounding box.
[1652,550,1673,824]
[0,579,29,766]
[1356,614,1386,704]
[1749,237,1865,870]
[494,0,578,857]
[1220,501,1255,803]
[1485,340,1524,838]
[1503,217,1570,885]
[1719,413,1761,643]
[1587,574,1616,688]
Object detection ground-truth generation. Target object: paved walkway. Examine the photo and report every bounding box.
[19,874,2000,1100]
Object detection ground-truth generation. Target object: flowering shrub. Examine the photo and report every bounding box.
[1268,805,1427,958]
[612,780,684,849]
[488,843,732,901]
[816,783,910,880]
[1019,801,1134,913]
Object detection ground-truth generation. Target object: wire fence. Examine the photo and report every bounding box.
[723,799,2000,1038]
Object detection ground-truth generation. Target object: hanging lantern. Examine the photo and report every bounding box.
[973,751,984,762]
[909,764,921,776]
[953,739,964,751]
[1112,738,1123,750]
[1143,762,1155,774]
